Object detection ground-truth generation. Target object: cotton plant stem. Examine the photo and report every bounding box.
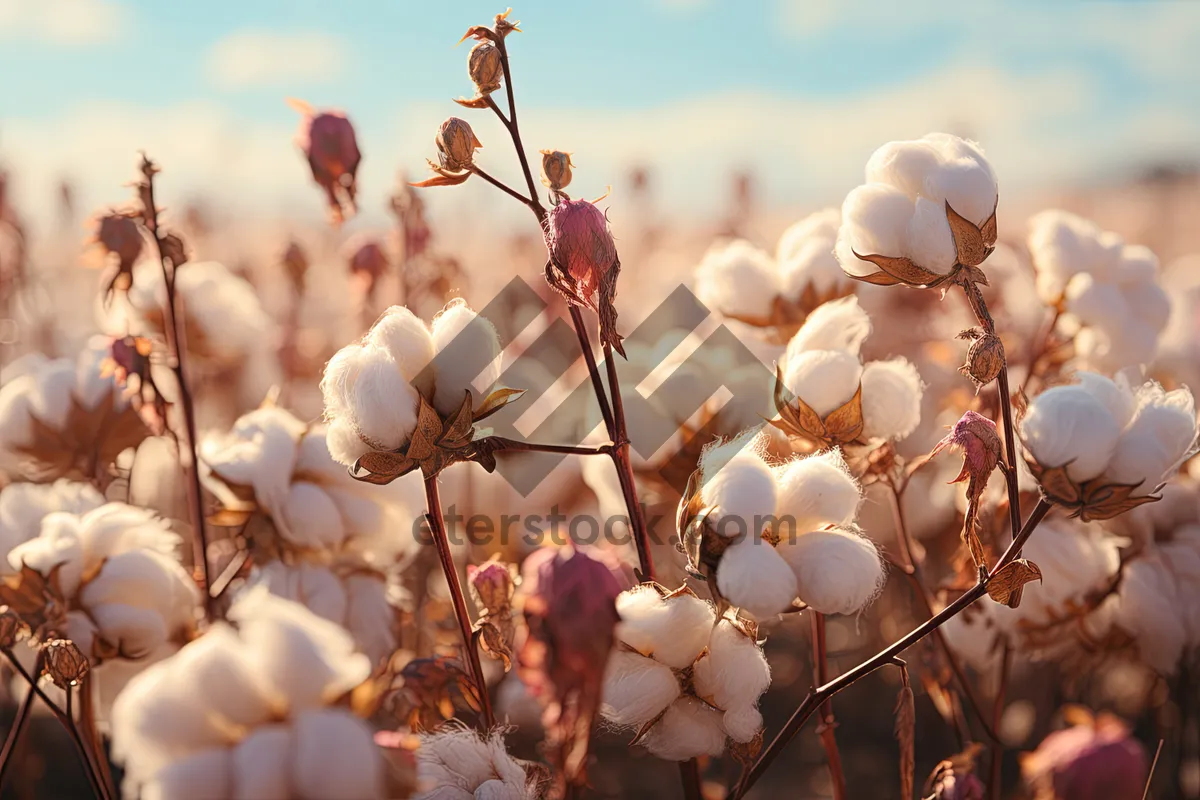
[988,641,1012,799]
[140,158,215,621]
[885,483,1000,744]
[603,341,655,580]
[810,612,847,800]
[678,759,702,800]
[483,437,614,457]
[0,675,36,788]
[733,497,1053,799]
[423,476,495,729]
[79,675,117,800]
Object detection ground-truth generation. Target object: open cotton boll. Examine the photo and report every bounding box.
[777,527,884,616]
[785,296,871,359]
[278,482,347,551]
[694,239,781,318]
[324,419,372,468]
[141,748,233,800]
[774,451,860,535]
[430,300,503,417]
[860,358,923,441]
[777,208,841,264]
[614,585,714,668]
[716,540,798,619]
[1102,383,1197,493]
[1112,558,1187,674]
[601,651,681,727]
[0,481,103,569]
[639,698,729,761]
[700,451,778,538]
[232,725,293,799]
[1027,210,1126,302]
[906,197,958,275]
[1019,385,1122,483]
[1066,274,1130,331]
[366,305,437,391]
[291,709,384,800]
[346,349,421,450]
[1123,281,1171,329]
[200,407,305,516]
[321,344,371,421]
[254,562,349,631]
[864,138,943,199]
[1074,372,1136,431]
[415,728,531,799]
[835,183,914,277]
[783,349,862,417]
[692,620,770,742]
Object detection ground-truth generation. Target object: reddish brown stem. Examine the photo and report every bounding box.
[424,476,495,729]
[988,641,1012,799]
[141,157,215,621]
[679,759,702,800]
[811,612,847,800]
[733,498,1053,799]
[0,671,35,788]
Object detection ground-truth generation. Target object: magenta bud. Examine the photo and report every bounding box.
[1023,713,1148,800]
[544,198,617,300]
[467,558,515,616]
[293,102,362,223]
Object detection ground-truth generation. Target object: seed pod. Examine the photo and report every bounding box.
[468,42,503,95]
[43,638,89,688]
[958,328,1004,388]
[539,150,573,192]
[436,118,482,172]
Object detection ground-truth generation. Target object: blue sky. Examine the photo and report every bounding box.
[2,0,1198,227]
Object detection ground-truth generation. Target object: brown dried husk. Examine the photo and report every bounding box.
[13,391,151,482]
[768,365,865,447]
[1024,457,1161,521]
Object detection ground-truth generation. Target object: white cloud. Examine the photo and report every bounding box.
[205,30,348,89]
[0,0,128,45]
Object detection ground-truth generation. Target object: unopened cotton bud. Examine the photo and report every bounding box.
[773,451,860,535]
[43,638,90,688]
[366,306,436,392]
[692,620,770,742]
[436,117,481,172]
[614,586,714,669]
[777,528,884,616]
[958,330,1004,388]
[639,698,728,761]
[468,42,503,95]
[860,357,923,440]
[701,452,778,538]
[539,150,573,192]
[600,650,680,728]
[783,349,862,417]
[694,240,780,318]
[785,296,871,359]
[716,540,798,619]
[544,198,617,299]
[1103,383,1197,494]
[430,300,502,416]
[1019,385,1121,483]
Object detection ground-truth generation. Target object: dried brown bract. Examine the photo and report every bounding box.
[769,364,865,447]
[42,638,89,689]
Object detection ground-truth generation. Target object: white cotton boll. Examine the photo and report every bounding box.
[776,208,840,264]
[1124,281,1171,331]
[600,651,681,727]
[1066,274,1129,330]
[1004,520,1120,630]
[865,139,943,199]
[777,528,884,616]
[783,349,862,418]
[80,549,195,652]
[75,504,179,565]
[321,344,370,420]
[860,358,923,441]
[640,698,729,761]
[716,540,798,619]
[614,585,714,668]
[254,562,348,628]
[906,196,957,275]
[0,481,103,569]
[700,451,778,538]
[785,296,871,359]
[693,239,782,318]
[1116,245,1159,284]
[1074,372,1135,431]
[348,349,420,450]
[418,729,504,791]
[232,725,292,800]
[1103,383,1198,493]
[366,305,437,392]
[1019,385,1122,483]
[28,359,75,428]
[1113,559,1187,674]
[291,709,383,800]
[229,588,370,711]
[431,300,503,417]
[140,747,234,800]
[924,154,998,226]
[836,183,914,277]
[0,377,36,451]
[780,239,846,299]
[200,407,304,518]
[475,780,525,800]
[8,512,85,594]
[773,451,860,535]
[324,419,371,468]
[278,482,347,551]
[343,573,398,667]
[692,620,770,742]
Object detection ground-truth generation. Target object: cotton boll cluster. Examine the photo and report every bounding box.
[0,342,149,479]
[1020,372,1198,501]
[320,300,502,462]
[1027,211,1170,371]
[836,133,997,279]
[412,727,538,799]
[694,239,782,321]
[599,586,770,759]
[0,480,104,568]
[775,208,854,301]
[201,405,424,663]
[111,588,382,800]
[780,296,924,442]
[7,502,199,706]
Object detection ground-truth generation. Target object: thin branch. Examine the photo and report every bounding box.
[811,612,847,800]
[494,39,542,209]
[0,673,36,788]
[469,165,533,207]
[678,760,702,800]
[482,437,614,457]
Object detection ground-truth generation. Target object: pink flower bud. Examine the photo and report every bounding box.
[467,558,515,617]
[932,410,1001,487]
[931,772,984,800]
[94,212,143,268]
[293,102,362,223]
[345,237,389,297]
[544,199,617,300]
[1022,713,1147,800]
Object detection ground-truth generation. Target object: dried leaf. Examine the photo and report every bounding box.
[410,171,471,188]
[987,559,1043,607]
[453,95,492,109]
[895,665,915,800]
[945,202,989,267]
[473,387,525,422]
